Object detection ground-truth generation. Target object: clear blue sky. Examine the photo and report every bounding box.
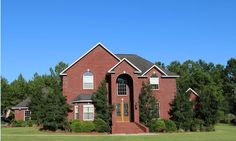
[2,0,236,82]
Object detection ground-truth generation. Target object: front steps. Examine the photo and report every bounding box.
[112,122,149,134]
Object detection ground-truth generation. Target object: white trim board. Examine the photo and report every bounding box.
[142,65,168,76]
[108,58,142,74]
[186,88,199,97]
[60,42,121,76]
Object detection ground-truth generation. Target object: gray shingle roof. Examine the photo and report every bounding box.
[13,98,31,108]
[115,54,176,76]
[72,94,93,102]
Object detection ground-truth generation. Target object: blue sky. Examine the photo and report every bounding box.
[2,0,236,82]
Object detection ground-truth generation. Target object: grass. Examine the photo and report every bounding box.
[1,124,236,141]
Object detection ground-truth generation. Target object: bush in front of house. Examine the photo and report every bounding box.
[94,118,110,132]
[12,120,26,127]
[70,120,95,132]
[164,120,177,132]
[150,119,166,132]
[81,121,95,132]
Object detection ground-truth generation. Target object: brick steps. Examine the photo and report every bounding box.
[112,122,149,134]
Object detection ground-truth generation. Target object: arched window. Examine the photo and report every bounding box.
[150,73,159,90]
[83,71,94,89]
[117,78,127,95]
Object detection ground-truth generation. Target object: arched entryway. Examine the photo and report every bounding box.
[115,74,134,122]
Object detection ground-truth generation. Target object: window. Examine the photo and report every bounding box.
[83,104,94,121]
[124,103,129,116]
[117,78,127,95]
[24,110,31,121]
[83,71,94,89]
[116,103,121,116]
[150,74,159,90]
[74,105,79,120]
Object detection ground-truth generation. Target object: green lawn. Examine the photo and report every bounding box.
[2,124,236,141]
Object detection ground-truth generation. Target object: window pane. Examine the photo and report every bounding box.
[150,77,159,84]
[116,104,121,116]
[124,103,129,116]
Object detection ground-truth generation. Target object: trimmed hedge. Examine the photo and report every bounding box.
[164,120,177,132]
[70,120,95,132]
[150,119,166,132]
[94,118,109,132]
[12,120,34,127]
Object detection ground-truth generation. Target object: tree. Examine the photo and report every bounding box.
[224,58,236,114]
[1,77,11,113]
[139,82,159,127]
[92,80,113,132]
[169,90,194,130]
[195,85,220,127]
[50,61,68,85]
[9,74,28,107]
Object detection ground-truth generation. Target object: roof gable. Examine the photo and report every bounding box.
[186,88,199,97]
[60,42,120,75]
[108,58,142,74]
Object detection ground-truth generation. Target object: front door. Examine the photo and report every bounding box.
[116,100,130,122]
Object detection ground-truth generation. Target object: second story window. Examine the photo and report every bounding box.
[150,74,159,90]
[117,78,127,95]
[83,71,94,89]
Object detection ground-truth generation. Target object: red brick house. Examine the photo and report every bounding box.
[12,98,31,121]
[59,43,179,133]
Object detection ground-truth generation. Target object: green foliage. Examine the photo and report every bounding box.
[169,91,194,131]
[12,120,34,127]
[150,119,166,132]
[220,114,236,124]
[70,120,95,132]
[164,120,177,132]
[12,120,26,127]
[29,62,70,131]
[94,118,109,132]
[92,80,112,132]
[70,120,82,132]
[224,58,236,115]
[80,121,95,132]
[139,82,159,127]
[195,86,220,127]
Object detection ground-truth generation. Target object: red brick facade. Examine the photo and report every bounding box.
[60,43,178,133]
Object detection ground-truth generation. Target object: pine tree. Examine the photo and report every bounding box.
[169,90,194,130]
[195,85,220,127]
[92,79,113,132]
[139,82,159,127]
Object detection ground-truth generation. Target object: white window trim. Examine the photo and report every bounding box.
[150,77,160,90]
[83,71,94,90]
[74,105,79,120]
[117,82,128,96]
[83,104,94,121]
[24,110,31,121]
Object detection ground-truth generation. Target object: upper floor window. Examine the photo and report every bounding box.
[117,78,127,95]
[150,73,159,90]
[83,71,94,89]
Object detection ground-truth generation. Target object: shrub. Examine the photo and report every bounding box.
[12,120,26,127]
[70,120,82,132]
[80,121,95,132]
[231,117,236,125]
[164,120,177,132]
[70,120,95,132]
[221,114,236,124]
[150,119,166,132]
[94,118,109,132]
